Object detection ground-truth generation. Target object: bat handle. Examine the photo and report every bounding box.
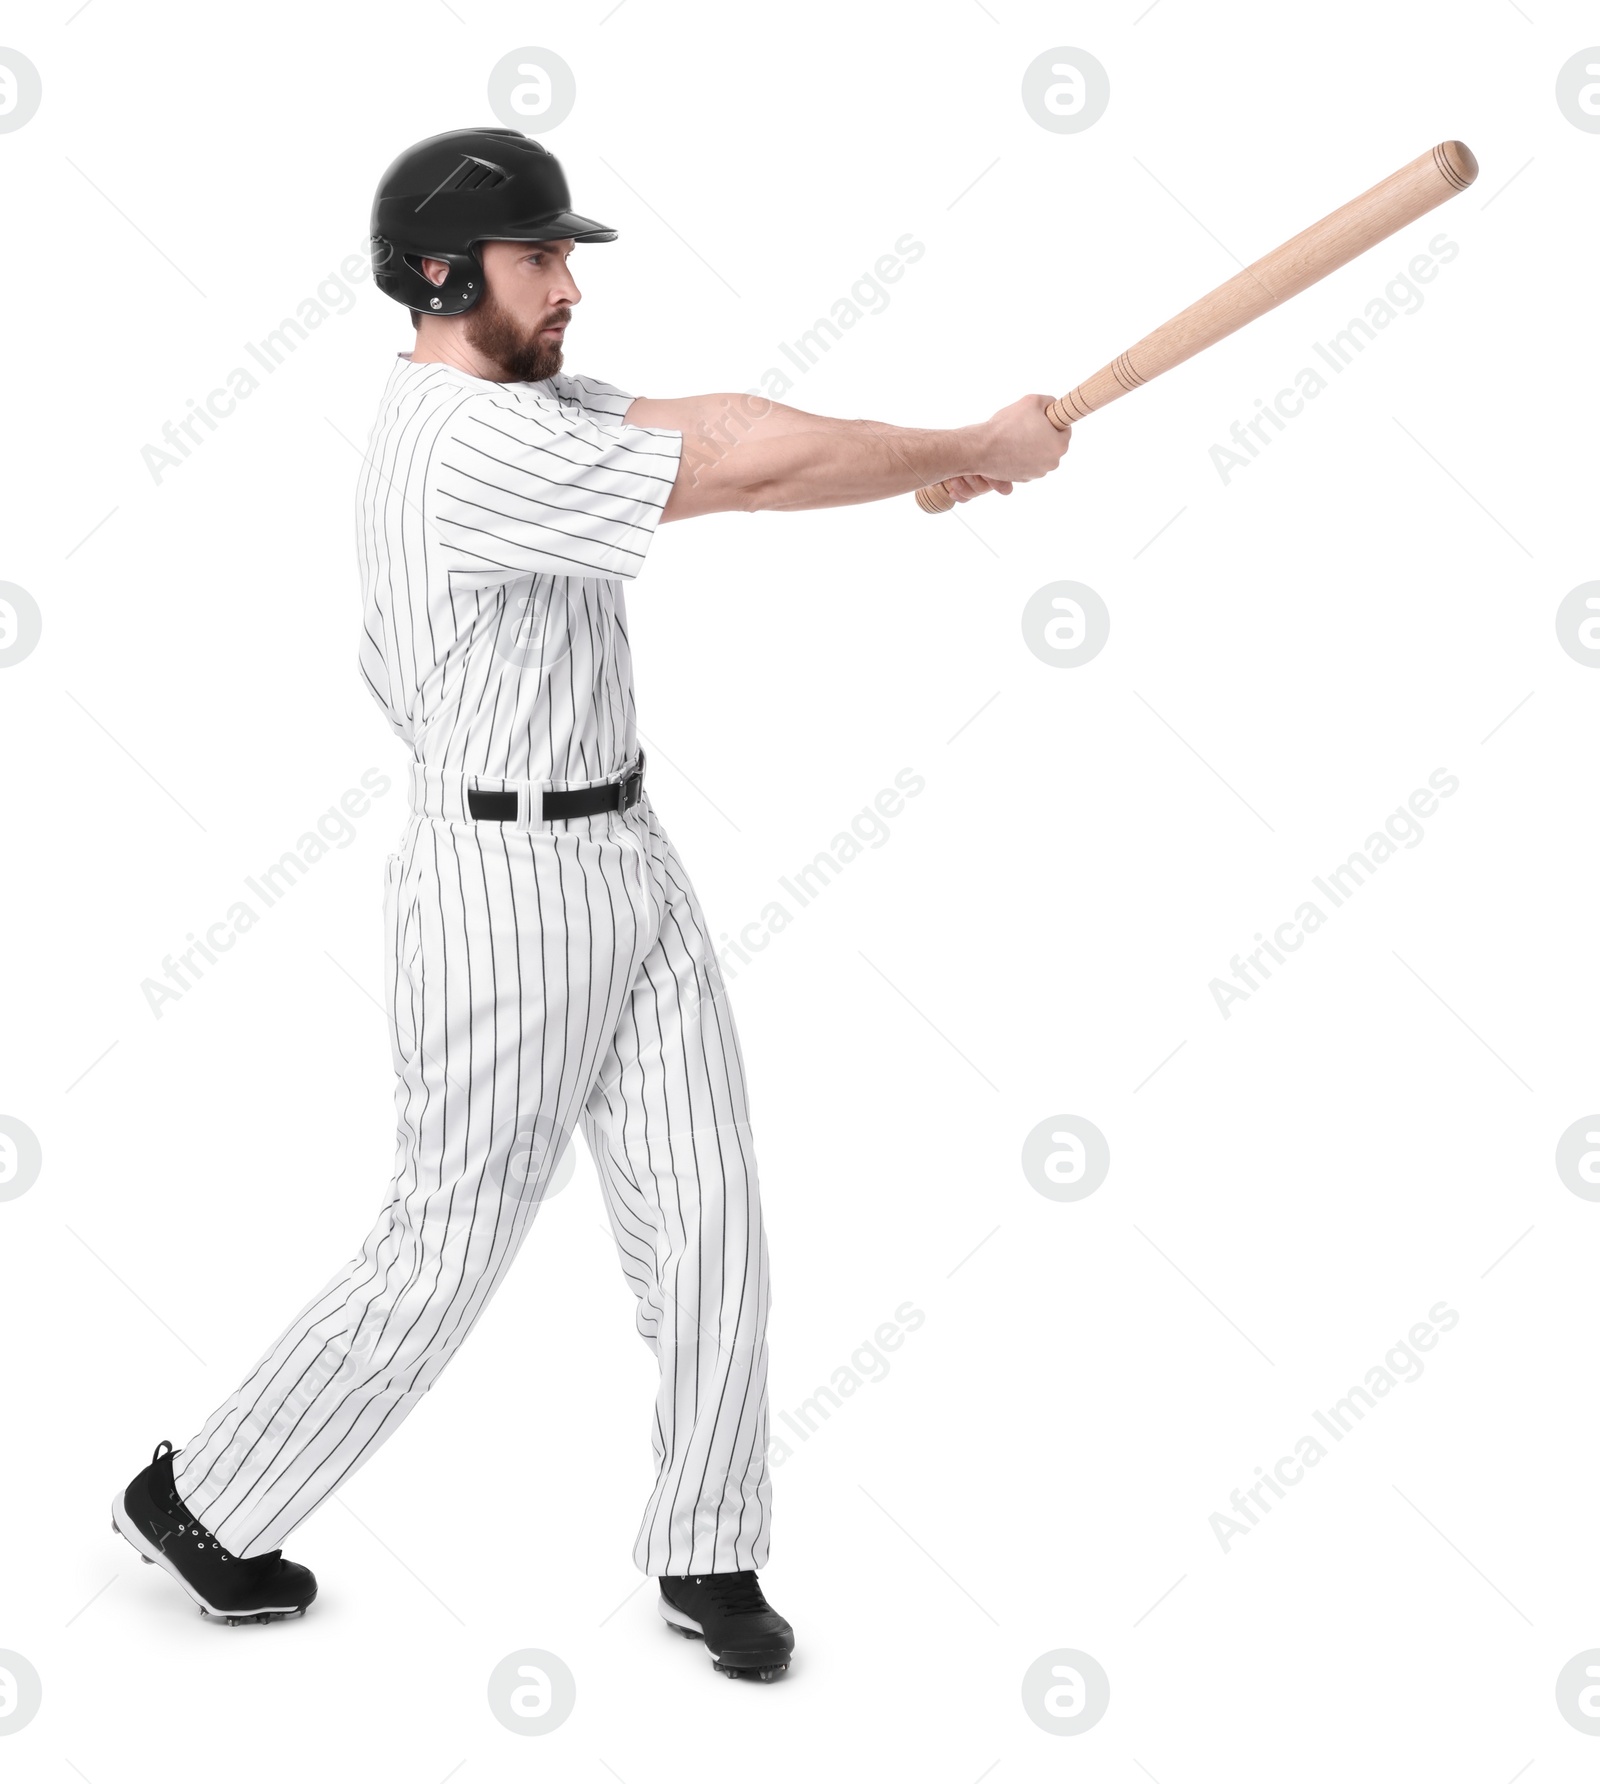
[913,397,1077,515]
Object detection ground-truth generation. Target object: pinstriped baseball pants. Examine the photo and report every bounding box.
[173,778,772,1575]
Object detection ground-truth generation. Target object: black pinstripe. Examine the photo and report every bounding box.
[174,359,773,1574]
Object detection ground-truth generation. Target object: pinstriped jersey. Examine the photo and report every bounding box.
[355,354,683,783]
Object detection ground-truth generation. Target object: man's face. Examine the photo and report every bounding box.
[462,237,581,382]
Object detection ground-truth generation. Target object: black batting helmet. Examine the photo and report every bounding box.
[370,128,617,317]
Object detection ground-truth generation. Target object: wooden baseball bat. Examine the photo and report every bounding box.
[914,140,1477,514]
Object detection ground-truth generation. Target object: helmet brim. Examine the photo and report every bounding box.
[483,210,618,245]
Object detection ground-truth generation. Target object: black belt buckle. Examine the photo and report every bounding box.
[620,750,645,812]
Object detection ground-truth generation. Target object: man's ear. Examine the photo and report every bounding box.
[419,257,450,288]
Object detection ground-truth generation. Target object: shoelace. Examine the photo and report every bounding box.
[688,1571,769,1615]
[151,1441,282,1566]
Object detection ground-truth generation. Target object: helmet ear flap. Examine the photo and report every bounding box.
[370,237,484,316]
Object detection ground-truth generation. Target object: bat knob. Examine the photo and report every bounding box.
[915,481,955,515]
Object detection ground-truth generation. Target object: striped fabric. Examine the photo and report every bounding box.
[355,358,683,785]
[173,358,774,1575]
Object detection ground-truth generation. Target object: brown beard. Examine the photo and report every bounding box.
[463,285,568,382]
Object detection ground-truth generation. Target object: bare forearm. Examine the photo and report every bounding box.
[722,414,986,513]
[628,393,986,519]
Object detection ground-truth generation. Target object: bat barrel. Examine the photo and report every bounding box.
[1061,141,1478,418]
[914,141,1477,513]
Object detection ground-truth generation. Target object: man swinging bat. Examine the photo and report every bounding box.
[108,125,1070,1680]
[110,125,1474,1678]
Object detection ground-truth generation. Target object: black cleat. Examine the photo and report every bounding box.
[111,1440,317,1625]
[658,1570,793,1681]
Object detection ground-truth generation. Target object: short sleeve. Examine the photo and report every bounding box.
[431,387,682,583]
[553,373,636,424]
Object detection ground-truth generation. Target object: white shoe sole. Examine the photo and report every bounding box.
[658,1596,705,1636]
[110,1491,306,1622]
[657,1592,791,1679]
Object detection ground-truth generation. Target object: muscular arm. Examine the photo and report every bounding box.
[625,392,1069,522]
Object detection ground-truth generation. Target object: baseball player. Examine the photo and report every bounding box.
[110,127,1069,1678]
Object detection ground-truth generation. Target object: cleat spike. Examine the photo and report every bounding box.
[713,1658,789,1681]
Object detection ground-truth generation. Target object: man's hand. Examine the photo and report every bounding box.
[942,474,1015,504]
[935,396,1070,503]
[970,394,1072,485]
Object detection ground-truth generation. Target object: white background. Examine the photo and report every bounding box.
[1,0,1596,1776]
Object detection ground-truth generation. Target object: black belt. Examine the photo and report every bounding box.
[466,753,645,823]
